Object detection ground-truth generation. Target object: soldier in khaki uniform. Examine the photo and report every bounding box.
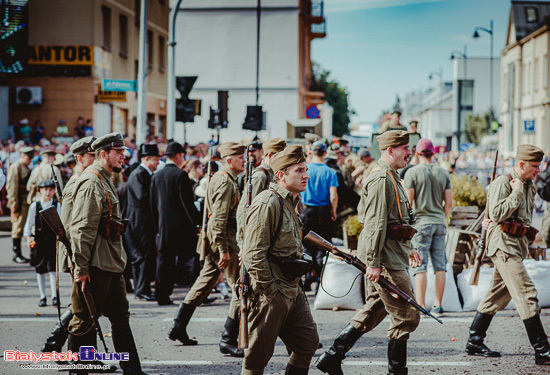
[169,142,246,358]
[316,130,422,375]
[6,146,34,263]
[465,144,550,366]
[68,133,146,375]
[26,149,64,204]
[236,137,287,250]
[242,145,319,375]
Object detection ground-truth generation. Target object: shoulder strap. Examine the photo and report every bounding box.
[257,166,272,189]
[216,170,239,207]
[371,166,404,222]
[268,191,285,253]
[84,169,113,219]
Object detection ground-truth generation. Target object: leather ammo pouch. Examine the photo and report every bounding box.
[267,253,313,279]
[387,223,418,242]
[99,217,129,241]
[500,220,538,242]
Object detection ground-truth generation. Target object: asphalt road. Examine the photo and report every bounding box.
[1,231,549,375]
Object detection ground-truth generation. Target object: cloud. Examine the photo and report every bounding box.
[325,0,449,13]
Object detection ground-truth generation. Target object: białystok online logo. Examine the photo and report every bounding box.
[4,346,129,363]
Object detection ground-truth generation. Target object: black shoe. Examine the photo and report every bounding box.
[316,324,363,375]
[465,311,501,358]
[524,314,550,365]
[219,316,244,358]
[42,308,73,354]
[52,297,59,306]
[388,339,408,375]
[157,298,174,306]
[202,296,217,305]
[39,298,47,307]
[168,303,198,345]
[13,255,29,263]
[134,294,156,302]
[285,363,309,374]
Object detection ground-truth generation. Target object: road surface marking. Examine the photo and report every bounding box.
[344,360,471,366]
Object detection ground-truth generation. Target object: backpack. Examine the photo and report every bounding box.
[536,165,550,202]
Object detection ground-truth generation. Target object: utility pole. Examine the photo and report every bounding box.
[167,0,184,141]
[136,0,148,146]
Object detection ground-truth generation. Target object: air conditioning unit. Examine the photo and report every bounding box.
[16,87,43,105]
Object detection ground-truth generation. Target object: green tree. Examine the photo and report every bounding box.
[310,62,353,137]
[465,113,490,145]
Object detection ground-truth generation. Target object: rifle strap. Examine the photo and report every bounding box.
[84,169,113,219]
[257,166,272,190]
[372,167,404,222]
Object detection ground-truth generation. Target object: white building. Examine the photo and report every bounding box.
[171,0,326,144]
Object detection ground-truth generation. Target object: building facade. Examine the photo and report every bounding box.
[0,0,169,140]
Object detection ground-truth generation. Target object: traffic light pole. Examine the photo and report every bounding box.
[136,0,148,146]
[167,0,184,141]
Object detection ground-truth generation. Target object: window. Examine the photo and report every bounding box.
[158,36,165,72]
[135,0,141,26]
[101,6,112,50]
[119,14,128,57]
[147,30,154,68]
[526,7,538,23]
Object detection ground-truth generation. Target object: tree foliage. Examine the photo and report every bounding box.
[310,62,353,137]
[465,113,490,145]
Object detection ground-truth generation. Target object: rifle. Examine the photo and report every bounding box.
[238,143,254,350]
[39,206,110,352]
[469,150,499,286]
[50,164,63,204]
[303,231,443,324]
[200,148,214,264]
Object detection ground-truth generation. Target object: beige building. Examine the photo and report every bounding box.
[501,1,550,154]
[1,0,168,140]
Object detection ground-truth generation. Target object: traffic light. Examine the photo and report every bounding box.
[218,91,229,128]
[243,105,263,131]
[208,107,222,129]
[175,76,200,123]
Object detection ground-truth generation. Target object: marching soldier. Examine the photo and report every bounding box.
[465,144,550,366]
[241,145,319,375]
[26,149,64,204]
[168,142,246,358]
[68,133,146,375]
[316,130,421,375]
[6,146,34,263]
[236,137,287,249]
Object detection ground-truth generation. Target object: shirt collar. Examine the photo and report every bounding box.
[140,163,153,175]
[221,165,238,180]
[270,182,301,207]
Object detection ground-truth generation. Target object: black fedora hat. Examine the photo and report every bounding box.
[138,143,160,157]
[165,142,185,155]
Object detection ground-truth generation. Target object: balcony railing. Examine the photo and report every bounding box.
[309,0,324,18]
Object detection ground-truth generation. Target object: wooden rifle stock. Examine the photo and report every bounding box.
[200,148,214,264]
[39,206,110,352]
[469,150,499,286]
[303,231,443,324]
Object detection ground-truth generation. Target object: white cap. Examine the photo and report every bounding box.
[20,118,29,125]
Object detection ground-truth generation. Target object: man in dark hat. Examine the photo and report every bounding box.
[68,132,147,375]
[168,142,246,358]
[317,130,422,375]
[464,144,550,366]
[26,149,64,204]
[151,142,201,306]
[126,143,161,301]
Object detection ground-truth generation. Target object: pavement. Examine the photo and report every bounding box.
[0,231,549,375]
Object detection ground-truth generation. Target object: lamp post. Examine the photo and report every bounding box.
[429,67,443,138]
[450,45,468,79]
[167,0,184,142]
[473,19,494,124]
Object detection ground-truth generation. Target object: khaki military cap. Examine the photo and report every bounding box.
[70,136,96,155]
[20,146,34,156]
[516,144,544,162]
[218,142,245,158]
[271,145,306,173]
[377,130,409,150]
[40,148,57,156]
[92,132,127,151]
[263,137,286,155]
[304,133,321,143]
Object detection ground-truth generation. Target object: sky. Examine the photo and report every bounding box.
[311,0,513,123]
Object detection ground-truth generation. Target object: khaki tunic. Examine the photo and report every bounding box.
[59,171,80,272]
[477,169,540,320]
[26,162,64,204]
[236,162,273,250]
[6,160,30,238]
[69,163,126,277]
[242,183,318,374]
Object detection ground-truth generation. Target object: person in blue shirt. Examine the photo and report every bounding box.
[300,140,339,291]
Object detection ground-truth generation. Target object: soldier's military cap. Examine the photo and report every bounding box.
[516,144,545,162]
[20,146,34,156]
[377,130,409,150]
[38,179,55,189]
[263,137,286,155]
[65,153,76,164]
[248,140,263,151]
[165,141,185,155]
[70,136,96,155]
[218,142,245,158]
[40,148,57,156]
[304,133,321,143]
[54,153,64,166]
[92,132,127,151]
[271,145,306,173]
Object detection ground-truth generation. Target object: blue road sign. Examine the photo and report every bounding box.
[306,105,320,119]
[102,79,137,92]
[524,120,535,133]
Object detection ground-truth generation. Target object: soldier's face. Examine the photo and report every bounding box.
[280,162,308,195]
[81,152,95,168]
[390,144,411,169]
[107,149,125,173]
[228,154,245,174]
[519,160,541,181]
[40,187,55,201]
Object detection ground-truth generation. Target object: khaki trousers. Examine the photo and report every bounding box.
[11,203,29,238]
[242,291,319,375]
[477,250,540,320]
[184,250,240,319]
[350,268,420,340]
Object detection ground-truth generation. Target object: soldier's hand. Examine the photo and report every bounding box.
[365,267,381,282]
[481,218,492,230]
[75,274,91,292]
[510,178,523,191]
[409,249,422,267]
[218,252,231,270]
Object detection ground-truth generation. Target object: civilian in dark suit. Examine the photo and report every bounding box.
[126,143,160,301]
[151,142,201,306]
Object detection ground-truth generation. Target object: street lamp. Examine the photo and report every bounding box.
[450,45,467,79]
[473,19,494,124]
[167,0,184,142]
[429,67,444,138]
